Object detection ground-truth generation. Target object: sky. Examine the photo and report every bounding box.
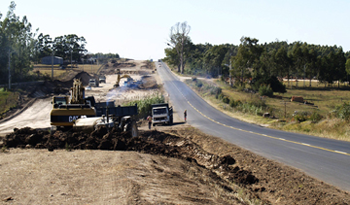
[1,0,349,60]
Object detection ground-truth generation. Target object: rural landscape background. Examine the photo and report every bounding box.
[1,1,350,204]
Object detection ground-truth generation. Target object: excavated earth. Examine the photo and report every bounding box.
[1,126,349,204]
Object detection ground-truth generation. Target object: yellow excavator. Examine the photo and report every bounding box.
[50,79,96,128]
[114,74,134,87]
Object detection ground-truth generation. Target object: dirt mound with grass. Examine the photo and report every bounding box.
[1,126,349,204]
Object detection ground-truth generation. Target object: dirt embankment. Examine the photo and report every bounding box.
[1,126,349,204]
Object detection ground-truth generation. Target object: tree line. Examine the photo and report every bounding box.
[0,1,119,85]
[165,22,350,93]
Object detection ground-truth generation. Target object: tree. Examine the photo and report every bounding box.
[233,37,262,86]
[0,1,37,84]
[167,21,191,74]
[346,58,350,84]
[203,45,228,77]
[52,34,87,64]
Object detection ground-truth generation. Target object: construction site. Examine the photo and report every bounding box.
[0,60,349,204]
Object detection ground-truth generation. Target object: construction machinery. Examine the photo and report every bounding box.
[74,103,139,137]
[51,78,139,136]
[50,79,96,128]
[114,74,134,87]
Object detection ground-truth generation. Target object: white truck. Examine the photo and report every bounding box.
[89,78,99,87]
[151,103,173,126]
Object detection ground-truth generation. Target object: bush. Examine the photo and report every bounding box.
[237,102,264,116]
[294,114,308,122]
[293,111,310,122]
[310,112,323,123]
[335,102,350,121]
[218,93,224,100]
[222,96,230,104]
[192,77,197,81]
[259,85,273,97]
[229,99,238,107]
[210,87,222,96]
[195,80,203,88]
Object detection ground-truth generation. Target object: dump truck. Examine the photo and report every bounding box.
[151,103,173,126]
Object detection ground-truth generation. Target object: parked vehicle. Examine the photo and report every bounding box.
[89,78,99,87]
[151,103,173,126]
[99,75,106,83]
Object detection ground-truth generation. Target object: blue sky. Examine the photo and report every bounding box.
[1,0,349,60]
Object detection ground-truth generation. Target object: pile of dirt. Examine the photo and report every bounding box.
[27,71,92,98]
[1,126,349,204]
[112,62,136,68]
[139,75,157,89]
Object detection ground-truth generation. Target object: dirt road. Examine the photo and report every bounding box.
[0,98,51,136]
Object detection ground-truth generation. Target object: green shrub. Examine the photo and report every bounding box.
[236,102,264,116]
[310,112,323,123]
[335,102,350,121]
[192,77,197,81]
[222,96,230,104]
[259,85,273,97]
[218,93,224,100]
[195,80,203,88]
[294,114,308,122]
[210,87,222,96]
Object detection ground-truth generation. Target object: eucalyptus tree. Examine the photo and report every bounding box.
[167,21,191,73]
[233,37,262,86]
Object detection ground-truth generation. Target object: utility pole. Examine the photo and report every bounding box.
[51,51,54,79]
[280,101,289,119]
[303,64,306,87]
[8,52,11,90]
[71,48,73,69]
[229,63,233,87]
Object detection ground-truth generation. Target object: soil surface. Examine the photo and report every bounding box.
[1,126,349,204]
[0,60,350,204]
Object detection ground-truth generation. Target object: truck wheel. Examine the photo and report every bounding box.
[126,121,139,137]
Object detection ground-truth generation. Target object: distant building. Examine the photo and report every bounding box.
[41,56,63,65]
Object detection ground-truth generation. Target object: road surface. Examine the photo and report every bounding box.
[156,61,350,192]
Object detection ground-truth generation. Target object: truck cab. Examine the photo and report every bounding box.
[99,75,106,83]
[151,103,173,126]
[89,78,99,87]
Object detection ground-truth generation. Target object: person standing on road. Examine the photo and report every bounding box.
[147,115,152,129]
[184,110,187,122]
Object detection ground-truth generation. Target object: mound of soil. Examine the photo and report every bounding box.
[27,71,92,98]
[1,126,349,204]
[112,62,136,68]
[139,76,157,89]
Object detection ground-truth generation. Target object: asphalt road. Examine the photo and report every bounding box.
[156,61,350,192]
